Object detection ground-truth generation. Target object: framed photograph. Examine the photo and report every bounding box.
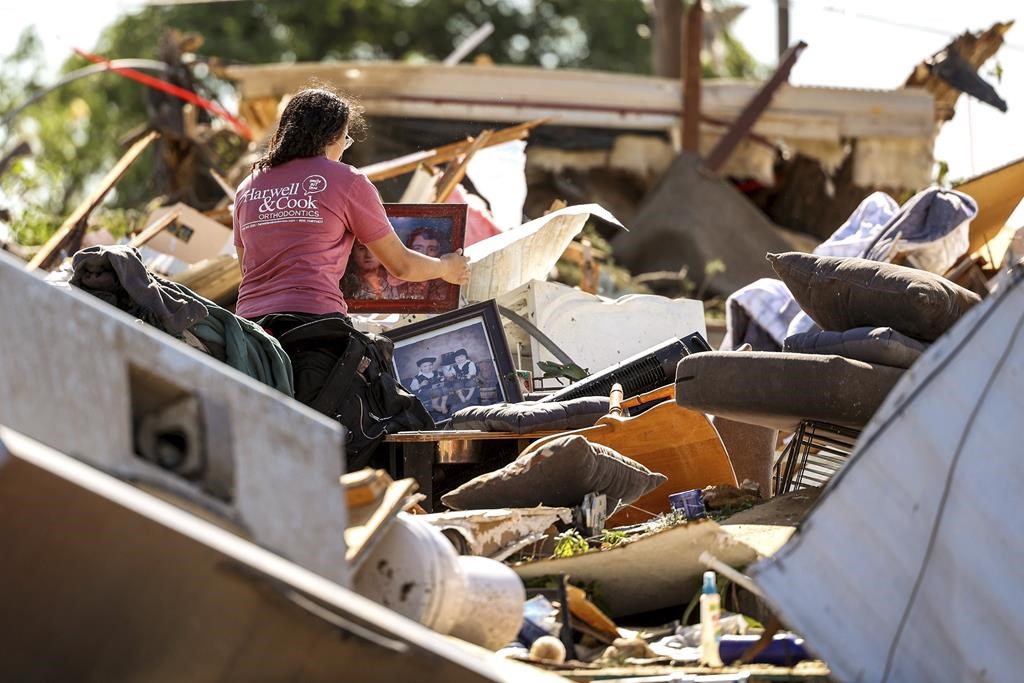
[385,300,522,423]
[341,203,468,313]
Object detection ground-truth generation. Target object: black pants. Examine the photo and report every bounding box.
[251,311,352,338]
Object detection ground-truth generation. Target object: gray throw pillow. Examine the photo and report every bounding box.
[768,252,980,341]
[449,396,609,434]
[440,434,667,510]
[784,327,928,369]
[675,351,905,431]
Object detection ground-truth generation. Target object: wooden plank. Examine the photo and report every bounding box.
[27,131,159,271]
[704,41,807,173]
[343,472,419,566]
[434,129,493,202]
[222,61,934,140]
[681,0,703,152]
[127,206,181,249]
[361,119,543,181]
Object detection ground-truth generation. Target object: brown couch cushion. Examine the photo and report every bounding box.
[675,351,905,431]
[440,434,667,510]
[784,326,927,369]
[768,252,980,341]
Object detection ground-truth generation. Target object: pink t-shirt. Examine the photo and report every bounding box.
[232,156,393,318]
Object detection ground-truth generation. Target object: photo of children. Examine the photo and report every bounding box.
[391,318,502,422]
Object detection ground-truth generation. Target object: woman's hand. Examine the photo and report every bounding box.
[440,248,471,285]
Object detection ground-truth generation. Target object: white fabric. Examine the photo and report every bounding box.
[722,192,899,349]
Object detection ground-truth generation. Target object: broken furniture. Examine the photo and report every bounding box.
[526,384,737,526]
[772,421,860,496]
[751,258,1024,683]
[384,429,560,512]
[675,351,906,432]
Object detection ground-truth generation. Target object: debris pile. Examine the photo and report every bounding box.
[1,18,1022,682]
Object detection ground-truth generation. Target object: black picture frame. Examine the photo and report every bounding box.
[385,300,522,423]
[341,203,467,314]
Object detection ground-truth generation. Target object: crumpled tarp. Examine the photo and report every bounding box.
[70,245,293,396]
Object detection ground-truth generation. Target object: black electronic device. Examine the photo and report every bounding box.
[538,333,712,403]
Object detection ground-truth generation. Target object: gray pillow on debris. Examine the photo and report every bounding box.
[440,434,667,510]
[675,351,906,432]
[768,251,980,341]
[449,396,610,434]
[784,326,928,369]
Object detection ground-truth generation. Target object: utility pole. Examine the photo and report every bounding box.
[777,0,790,60]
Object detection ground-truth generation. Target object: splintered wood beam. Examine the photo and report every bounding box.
[434,129,493,203]
[128,207,182,249]
[681,0,704,152]
[27,131,159,271]
[703,41,807,174]
[360,118,546,182]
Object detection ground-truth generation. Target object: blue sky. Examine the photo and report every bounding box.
[2,0,1020,181]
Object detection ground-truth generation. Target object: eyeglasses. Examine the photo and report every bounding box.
[343,134,354,151]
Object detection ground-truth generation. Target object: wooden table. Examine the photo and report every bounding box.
[384,429,560,512]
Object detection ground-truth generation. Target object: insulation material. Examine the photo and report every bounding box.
[420,507,572,559]
[786,138,848,176]
[699,133,776,185]
[608,134,675,183]
[853,136,935,190]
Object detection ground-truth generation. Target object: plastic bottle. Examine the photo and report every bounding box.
[699,570,724,667]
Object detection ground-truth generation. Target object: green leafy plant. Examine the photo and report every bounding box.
[600,529,626,548]
[552,529,590,558]
[537,361,590,383]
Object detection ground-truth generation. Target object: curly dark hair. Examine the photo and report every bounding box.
[252,84,364,172]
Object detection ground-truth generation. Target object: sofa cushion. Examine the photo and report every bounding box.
[784,326,927,369]
[768,252,980,341]
[440,434,667,510]
[449,396,609,434]
[675,351,905,431]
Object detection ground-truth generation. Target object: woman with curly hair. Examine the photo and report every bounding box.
[232,86,469,321]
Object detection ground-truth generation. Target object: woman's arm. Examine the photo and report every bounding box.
[363,232,470,285]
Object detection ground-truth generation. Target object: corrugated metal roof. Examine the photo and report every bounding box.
[751,260,1024,682]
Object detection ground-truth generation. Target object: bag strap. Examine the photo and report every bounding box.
[309,332,368,416]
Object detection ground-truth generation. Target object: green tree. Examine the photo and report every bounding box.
[1,0,759,245]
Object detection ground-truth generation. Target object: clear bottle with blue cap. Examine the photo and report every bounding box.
[699,570,724,667]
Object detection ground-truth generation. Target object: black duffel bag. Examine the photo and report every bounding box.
[259,314,433,468]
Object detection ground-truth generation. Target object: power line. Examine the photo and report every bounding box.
[745,0,1024,53]
[819,5,1024,53]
